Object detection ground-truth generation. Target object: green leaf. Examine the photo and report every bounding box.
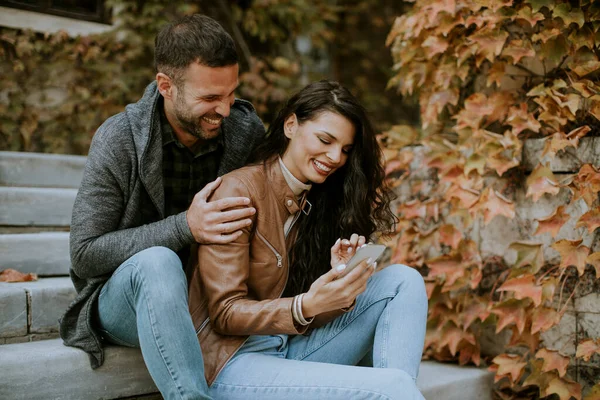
[553,4,585,28]
[527,0,555,13]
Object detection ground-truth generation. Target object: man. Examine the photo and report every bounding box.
[59,14,264,400]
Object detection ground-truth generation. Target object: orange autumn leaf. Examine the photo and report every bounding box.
[439,323,476,356]
[398,199,426,220]
[439,224,462,248]
[531,306,562,334]
[509,325,541,353]
[426,254,465,286]
[491,353,527,383]
[446,185,480,209]
[461,299,490,330]
[492,299,527,334]
[585,252,600,278]
[523,358,552,389]
[576,338,600,362]
[497,274,543,306]
[502,39,535,64]
[535,348,570,377]
[526,164,561,202]
[575,208,600,234]
[509,241,545,274]
[543,376,582,400]
[0,268,38,282]
[551,239,590,276]
[534,205,570,238]
[506,103,541,135]
[458,342,481,366]
[471,187,515,224]
[571,164,600,207]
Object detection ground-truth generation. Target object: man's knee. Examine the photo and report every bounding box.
[128,246,187,292]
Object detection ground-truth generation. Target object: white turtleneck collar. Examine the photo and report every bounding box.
[279,157,312,198]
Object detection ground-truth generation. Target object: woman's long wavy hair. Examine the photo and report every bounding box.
[251,80,397,296]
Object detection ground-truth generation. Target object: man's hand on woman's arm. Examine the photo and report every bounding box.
[186,177,256,244]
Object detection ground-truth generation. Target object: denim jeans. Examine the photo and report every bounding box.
[210,264,428,400]
[96,246,211,400]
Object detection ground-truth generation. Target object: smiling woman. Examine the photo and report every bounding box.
[187,80,429,400]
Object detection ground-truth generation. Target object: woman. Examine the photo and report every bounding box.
[188,80,428,400]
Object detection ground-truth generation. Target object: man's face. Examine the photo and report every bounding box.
[170,62,239,141]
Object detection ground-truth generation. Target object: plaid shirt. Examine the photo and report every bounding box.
[161,106,223,218]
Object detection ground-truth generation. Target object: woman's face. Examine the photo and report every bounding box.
[282,111,356,184]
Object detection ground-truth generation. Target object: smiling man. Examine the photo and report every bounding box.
[59,14,265,400]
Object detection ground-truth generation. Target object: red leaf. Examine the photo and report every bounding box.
[526,164,561,202]
[576,338,600,362]
[531,307,562,334]
[543,376,582,400]
[535,348,570,377]
[497,274,543,306]
[551,239,590,276]
[491,353,527,383]
[492,299,527,334]
[0,268,38,282]
[427,254,465,287]
[575,208,600,234]
[534,205,571,238]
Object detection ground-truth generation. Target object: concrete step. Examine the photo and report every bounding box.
[0,339,158,400]
[0,277,75,342]
[0,151,86,188]
[0,187,76,226]
[417,361,493,400]
[0,232,70,276]
[0,337,492,400]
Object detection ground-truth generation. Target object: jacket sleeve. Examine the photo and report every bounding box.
[197,175,307,336]
[69,125,194,279]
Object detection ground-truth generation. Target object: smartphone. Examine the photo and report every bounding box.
[339,244,386,277]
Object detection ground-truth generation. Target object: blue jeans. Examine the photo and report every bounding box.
[210,264,428,400]
[96,246,211,400]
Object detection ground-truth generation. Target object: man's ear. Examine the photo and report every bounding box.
[156,72,174,100]
[284,114,298,139]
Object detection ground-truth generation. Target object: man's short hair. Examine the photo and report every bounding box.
[155,14,238,85]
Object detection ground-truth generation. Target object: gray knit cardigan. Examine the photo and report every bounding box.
[59,82,265,368]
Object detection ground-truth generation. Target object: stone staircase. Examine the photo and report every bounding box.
[0,151,494,400]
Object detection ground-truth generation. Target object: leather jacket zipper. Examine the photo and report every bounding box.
[256,231,283,268]
[196,317,210,335]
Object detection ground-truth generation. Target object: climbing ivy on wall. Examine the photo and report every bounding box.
[384,0,600,398]
[0,0,408,154]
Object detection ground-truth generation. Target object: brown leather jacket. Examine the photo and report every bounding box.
[188,158,344,385]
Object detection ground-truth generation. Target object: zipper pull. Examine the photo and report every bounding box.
[276,255,283,268]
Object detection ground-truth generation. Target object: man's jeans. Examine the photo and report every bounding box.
[210,264,428,400]
[96,246,210,400]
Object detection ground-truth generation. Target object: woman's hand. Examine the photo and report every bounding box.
[330,233,366,269]
[302,257,376,318]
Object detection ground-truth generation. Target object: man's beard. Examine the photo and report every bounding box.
[173,93,221,141]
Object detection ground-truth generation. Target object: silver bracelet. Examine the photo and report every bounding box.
[292,295,300,324]
[296,293,313,326]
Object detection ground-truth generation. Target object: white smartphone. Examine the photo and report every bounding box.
[339,244,386,277]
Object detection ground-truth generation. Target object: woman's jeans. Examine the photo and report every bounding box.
[96,246,211,400]
[210,264,429,400]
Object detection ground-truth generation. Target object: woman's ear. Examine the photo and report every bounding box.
[284,114,298,139]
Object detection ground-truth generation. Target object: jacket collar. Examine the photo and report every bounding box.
[265,157,311,216]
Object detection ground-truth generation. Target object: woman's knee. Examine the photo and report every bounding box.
[371,264,425,295]
[372,368,424,400]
